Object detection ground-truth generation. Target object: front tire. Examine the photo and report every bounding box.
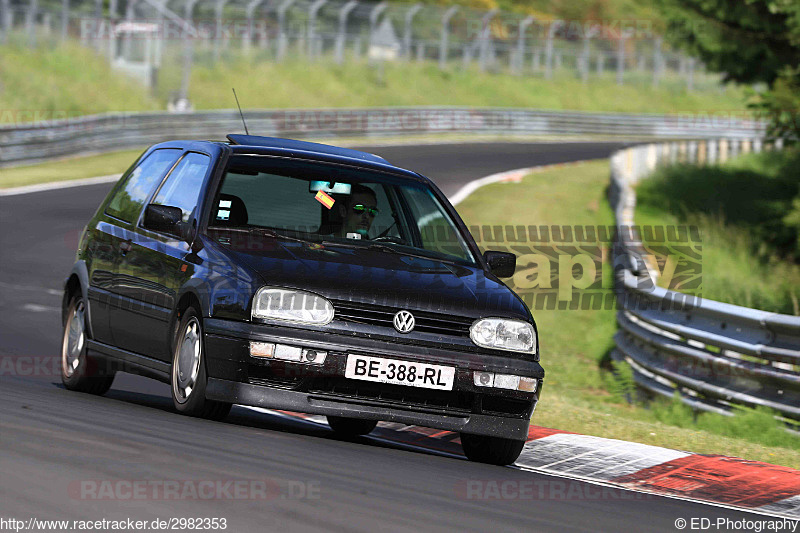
[171,307,231,421]
[327,416,378,436]
[61,294,115,395]
[460,433,525,466]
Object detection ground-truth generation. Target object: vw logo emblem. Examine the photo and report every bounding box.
[393,310,415,333]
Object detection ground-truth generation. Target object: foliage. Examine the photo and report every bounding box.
[649,0,800,138]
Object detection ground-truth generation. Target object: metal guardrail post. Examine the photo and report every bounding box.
[61,0,70,41]
[368,1,387,45]
[512,15,534,75]
[307,0,326,60]
[179,0,200,101]
[244,0,265,53]
[616,29,632,85]
[334,0,357,64]
[276,0,294,61]
[0,0,10,43]
[25,0,37,47]
[478,9,497,72]
[652,37,663,87]
[213,0,229,63]
[438,5,458,70]
[544,20,563,80]
[579,25,599,83]
[403,3,421,60]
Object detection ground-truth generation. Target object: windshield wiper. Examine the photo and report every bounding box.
[248,227,318,245]
[323,239,457,264]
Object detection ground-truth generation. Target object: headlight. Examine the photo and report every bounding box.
[252,287,334,325]
[470,318,536,354]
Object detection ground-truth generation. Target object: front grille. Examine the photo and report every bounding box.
[307,377,475,413]
[332,301,473,337]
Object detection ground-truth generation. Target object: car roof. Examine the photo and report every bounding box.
[227,134,387,164]
[149,137,433,186]
[221,135,427,184]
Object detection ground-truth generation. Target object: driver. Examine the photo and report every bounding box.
[336,184,378,239]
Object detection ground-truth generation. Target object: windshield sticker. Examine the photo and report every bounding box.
[315,190,335,209]
[217,209,230,221]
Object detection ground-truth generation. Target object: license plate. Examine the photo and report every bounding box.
[344,354,455,391]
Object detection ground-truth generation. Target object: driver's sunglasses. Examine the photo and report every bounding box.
[352,204,379,217]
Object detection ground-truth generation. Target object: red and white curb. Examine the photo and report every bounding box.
[244,407,800,520]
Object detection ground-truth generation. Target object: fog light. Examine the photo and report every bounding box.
[250,342,275,358]
[302,349,326,364]
[473,371,495,387]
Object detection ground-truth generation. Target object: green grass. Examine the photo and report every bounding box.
[174,55,749,115]
[0,41,157,121]
[635,148,800,314]
[0,40,750,126]
[0,149,144,189]
[455,159,800,468]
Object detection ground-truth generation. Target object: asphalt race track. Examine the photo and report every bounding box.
[0,142,767,532]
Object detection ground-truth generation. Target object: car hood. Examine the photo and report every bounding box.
[227,239,530,320]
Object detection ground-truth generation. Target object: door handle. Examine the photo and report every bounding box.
[119,241,132,254]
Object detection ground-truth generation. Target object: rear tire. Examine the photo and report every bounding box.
[61,294,115,395]
[171,307,232,421]
[327,416,378,436]
[460,433,525,466]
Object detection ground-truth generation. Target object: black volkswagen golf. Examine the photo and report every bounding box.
[61,135,544,465]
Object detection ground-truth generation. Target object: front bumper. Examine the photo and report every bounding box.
[203,318,545,440]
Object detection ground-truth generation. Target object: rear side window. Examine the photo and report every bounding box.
[151,153,211,223]
[106,148,181,223]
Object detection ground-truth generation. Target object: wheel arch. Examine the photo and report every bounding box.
[63,261,92,337]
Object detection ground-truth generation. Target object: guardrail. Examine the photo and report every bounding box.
[0,107,764,167]
[607,139,800,428]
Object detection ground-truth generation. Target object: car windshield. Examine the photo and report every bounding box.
[207,155,476,265]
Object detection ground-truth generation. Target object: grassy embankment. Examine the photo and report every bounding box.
[455,159,800,468]
[636,148,800,314]
[0,40,750,126]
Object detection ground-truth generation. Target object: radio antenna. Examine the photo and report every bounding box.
[232,88,250,135]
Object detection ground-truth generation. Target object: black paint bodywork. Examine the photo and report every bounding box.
[65,138,544,440]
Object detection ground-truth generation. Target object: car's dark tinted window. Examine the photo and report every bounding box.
[106,148,181,223]
[219,172,322,231]
[151,152,211,223]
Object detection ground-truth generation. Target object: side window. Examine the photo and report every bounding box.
[402,186,473,262]
[151,153,211,223]
[106,149,182,223]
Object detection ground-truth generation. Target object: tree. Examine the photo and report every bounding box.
[652,0,800,139]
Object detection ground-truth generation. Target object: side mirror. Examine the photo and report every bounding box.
[484,251,516,278]
[144,204,183,235]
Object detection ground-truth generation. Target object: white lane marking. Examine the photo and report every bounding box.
[0,174,120,197]
[447,159,597,206]
[0,281,62,296]
[760,495,800,520]
[22,303,61,313]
